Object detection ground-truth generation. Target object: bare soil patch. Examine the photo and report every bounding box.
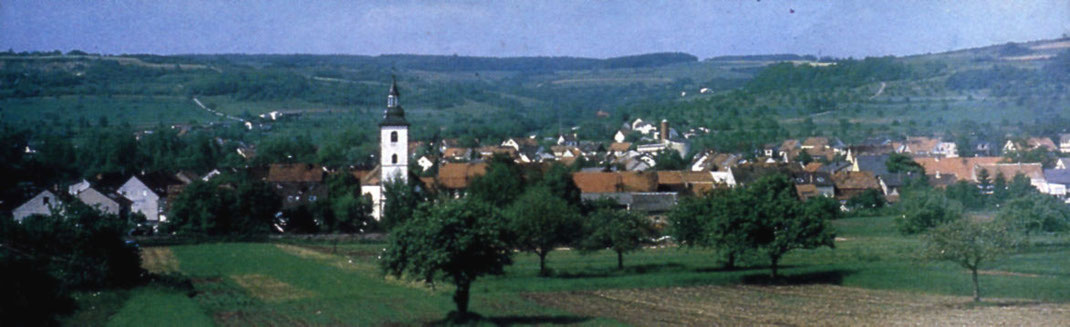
[528,284,1070,326]
[230,274,315,302]
[140,247,180,274]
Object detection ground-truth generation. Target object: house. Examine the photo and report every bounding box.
[605,145,628,159]
[630,119,657,136]
[12,190,62,221]
[577,142,605,157]
[729,163,801,186]
[417,155,436,172]
[913,157,1003,182]
[792,171,835,200]
[614,129,631,143]
[501,137,539,152]
[266,164,327,210]
[438,138,462,153]
[574,171,675,215]
[76,187,127,216]
[476,146,517,160]
[1060,134,1070,153]
[974,163,1046,191]
[1056,158,1070,170]
[556,133,578,146]
[895,137,954,157]
[1043,169,1070,198]
[1004,137,1057,153]
[850,154,890,177]
[691,152,741,172]
[68,179,91,195]
[435,162,489,196]
[443,147,473,161]
[778,139,801,162]
[832,171,881,200]
[118,172,185,223]
[656,171,719,196]
[1029,137,1057,152]
[875,173,921,200]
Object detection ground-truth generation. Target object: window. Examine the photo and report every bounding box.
[390,131,398,143]
[392,154,398,164]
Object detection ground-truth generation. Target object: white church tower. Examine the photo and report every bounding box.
[379,77,409,184]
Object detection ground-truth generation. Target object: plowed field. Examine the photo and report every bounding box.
[528,284,1070,326]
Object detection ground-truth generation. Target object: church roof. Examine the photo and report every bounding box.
[379,106,409,126]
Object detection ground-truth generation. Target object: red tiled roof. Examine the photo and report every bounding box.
[913,157,1003,181]
[609,142,632,152]
[267,164,325,183]
[832,171,880,190]
[436,162,488,189]
[573,172,622,193]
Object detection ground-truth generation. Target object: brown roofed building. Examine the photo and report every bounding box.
[656,171,717,196]
[443,147,473,161]
[974,163,1045,189]
[435,162,488,191]
[913,157,1003,182]
[267,164,325,183]
[572,171,659,194]
[832,171,881,200]
[267,164,327,209]
[620,171,658,192]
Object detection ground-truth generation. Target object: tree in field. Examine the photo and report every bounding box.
[578,206,653,270]
[996,193,1070,235]
[668,176,837,276]
[505,186,582,276]
[922,220,1017,302]
[749,177,838,278]
[895,190,963,235]
[380,198,512,321]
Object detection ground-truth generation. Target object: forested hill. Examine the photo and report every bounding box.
[145,52,698,72]
[3,37,1070,172]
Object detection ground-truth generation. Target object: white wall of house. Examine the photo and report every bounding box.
[118,177,162,222]
[77,188,121,216]
[13,190,62,221]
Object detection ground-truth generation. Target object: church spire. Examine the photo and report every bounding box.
[387,75,400,108]
[380,76,408,127]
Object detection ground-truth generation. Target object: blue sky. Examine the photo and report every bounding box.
[1,1,1067,58]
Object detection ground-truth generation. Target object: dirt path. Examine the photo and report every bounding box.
[528,284,1070,326]
[869,81,886,100]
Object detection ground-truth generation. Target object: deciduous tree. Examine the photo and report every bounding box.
[578,207,653,270]
[380,198,512,320]
[505,186,582,276]
[922,220,1017,302]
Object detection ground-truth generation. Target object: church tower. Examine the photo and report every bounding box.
[379,77,409,185]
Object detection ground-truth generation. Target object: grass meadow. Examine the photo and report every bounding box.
[78,215,1070,326]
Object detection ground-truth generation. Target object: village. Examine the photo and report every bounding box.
[9,109,1070,230]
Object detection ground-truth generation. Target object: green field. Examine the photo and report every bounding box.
[73,215,1070,326]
